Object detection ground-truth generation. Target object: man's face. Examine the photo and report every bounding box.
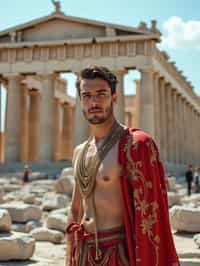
[79,78,117,125]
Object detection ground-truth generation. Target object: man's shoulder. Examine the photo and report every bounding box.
[72,140,88,163]
[126,128,154,145]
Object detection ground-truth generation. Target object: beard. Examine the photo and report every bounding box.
[83,103,113,125]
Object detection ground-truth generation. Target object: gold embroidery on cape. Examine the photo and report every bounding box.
[124,133,160,266]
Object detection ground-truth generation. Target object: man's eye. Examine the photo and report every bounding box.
[83,94,90,98]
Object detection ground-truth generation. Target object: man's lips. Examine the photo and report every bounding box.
[88,109,103,113]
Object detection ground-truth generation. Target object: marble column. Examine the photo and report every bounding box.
[54,98,63,161]
[39,74,57,161]
[74,94,89,147]
[114,71,126,124]
[174,90,179,164]
[153,73,161,149]
[28,89,40,161]
[139,69,155,138]
[165,83,172,162]
[62,103,73,160]
[177,94,182,165]
[187,104,193,165]
[159,77,167,161]
[20,85,29,162]
[134,80,141,128]
[182,98,187,165]
[5,74,21,161]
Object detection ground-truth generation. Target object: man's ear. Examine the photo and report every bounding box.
[112,93,117,104]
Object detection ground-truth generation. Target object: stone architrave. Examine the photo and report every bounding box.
[29,89,40,161]
[5,74,21,161]
[139,69,156,138]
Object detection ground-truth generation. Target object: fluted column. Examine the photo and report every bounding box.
[20,85,29,162]
[62,103,73,160]
[134,80,141,128]
[54,98,62,161]
[159,78,167,161]
[177,94,182,165]
[39,74,56,161]
[139,69,156,138]
[182,99,187,165]
[154,73,161,149]
[114,70,126,124]
[5,74,21,161]
[187,104,193,164]
[165,83,171,162]
[29,89,40,161]
[74,94,89,146]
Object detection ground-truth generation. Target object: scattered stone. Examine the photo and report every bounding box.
[3,184,21,193]
[0,188,4,203]
[51,207,68,216]
[170,206,200,232]
[179,258,200,266]
[30,227,64,244]
[12,223,27,233]
[167,177,178,192]
[23,193,36,204]
[60,167,74,177]
[47,214,67,232]
[0,203,42,223]
[12,220,43,233]
[54,175,74,196]
[0,209,12,232]
[42,193,70,211]
[194,234,200,248]
[26,220,43,233]
[168,192,181,207]
[0,231,35,261]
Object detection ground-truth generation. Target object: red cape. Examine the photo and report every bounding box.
[118,128,180,266]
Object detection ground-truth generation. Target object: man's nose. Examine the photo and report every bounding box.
[89,95,99,105]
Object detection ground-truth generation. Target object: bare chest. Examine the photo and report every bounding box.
[85,141,120,185]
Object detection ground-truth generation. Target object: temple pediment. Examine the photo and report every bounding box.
[0,12,160,44]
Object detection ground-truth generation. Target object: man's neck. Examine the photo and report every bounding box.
[90,116,116,142]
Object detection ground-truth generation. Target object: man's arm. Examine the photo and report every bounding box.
[65,146,82,266]
[65,181,82,266]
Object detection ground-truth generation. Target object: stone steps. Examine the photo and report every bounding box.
[180,258,200,266]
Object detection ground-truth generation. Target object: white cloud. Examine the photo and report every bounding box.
[160,16,200,49]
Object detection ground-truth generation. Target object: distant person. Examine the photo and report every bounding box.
[185,165,193,196]
[23,164,30,184]
[194,167,200,193]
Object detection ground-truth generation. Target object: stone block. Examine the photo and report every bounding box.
[0,209,12,232]
[0,232,35,261]
[0,203,42,223]
[170,206,200,232]
[47,214,67,232]
[30,227,64,244]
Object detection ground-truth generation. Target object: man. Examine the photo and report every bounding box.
[65,66,180,266]
[185,165,193,196]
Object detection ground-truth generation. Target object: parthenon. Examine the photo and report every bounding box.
[0,5,200,174]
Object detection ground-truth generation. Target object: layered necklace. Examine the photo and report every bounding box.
[75,120,125,198]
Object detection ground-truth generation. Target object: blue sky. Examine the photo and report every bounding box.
[1,0,200,130]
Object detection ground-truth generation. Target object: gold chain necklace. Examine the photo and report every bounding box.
[75,121,125,198]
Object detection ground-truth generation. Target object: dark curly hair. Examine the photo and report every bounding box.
[76,65,118,96]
